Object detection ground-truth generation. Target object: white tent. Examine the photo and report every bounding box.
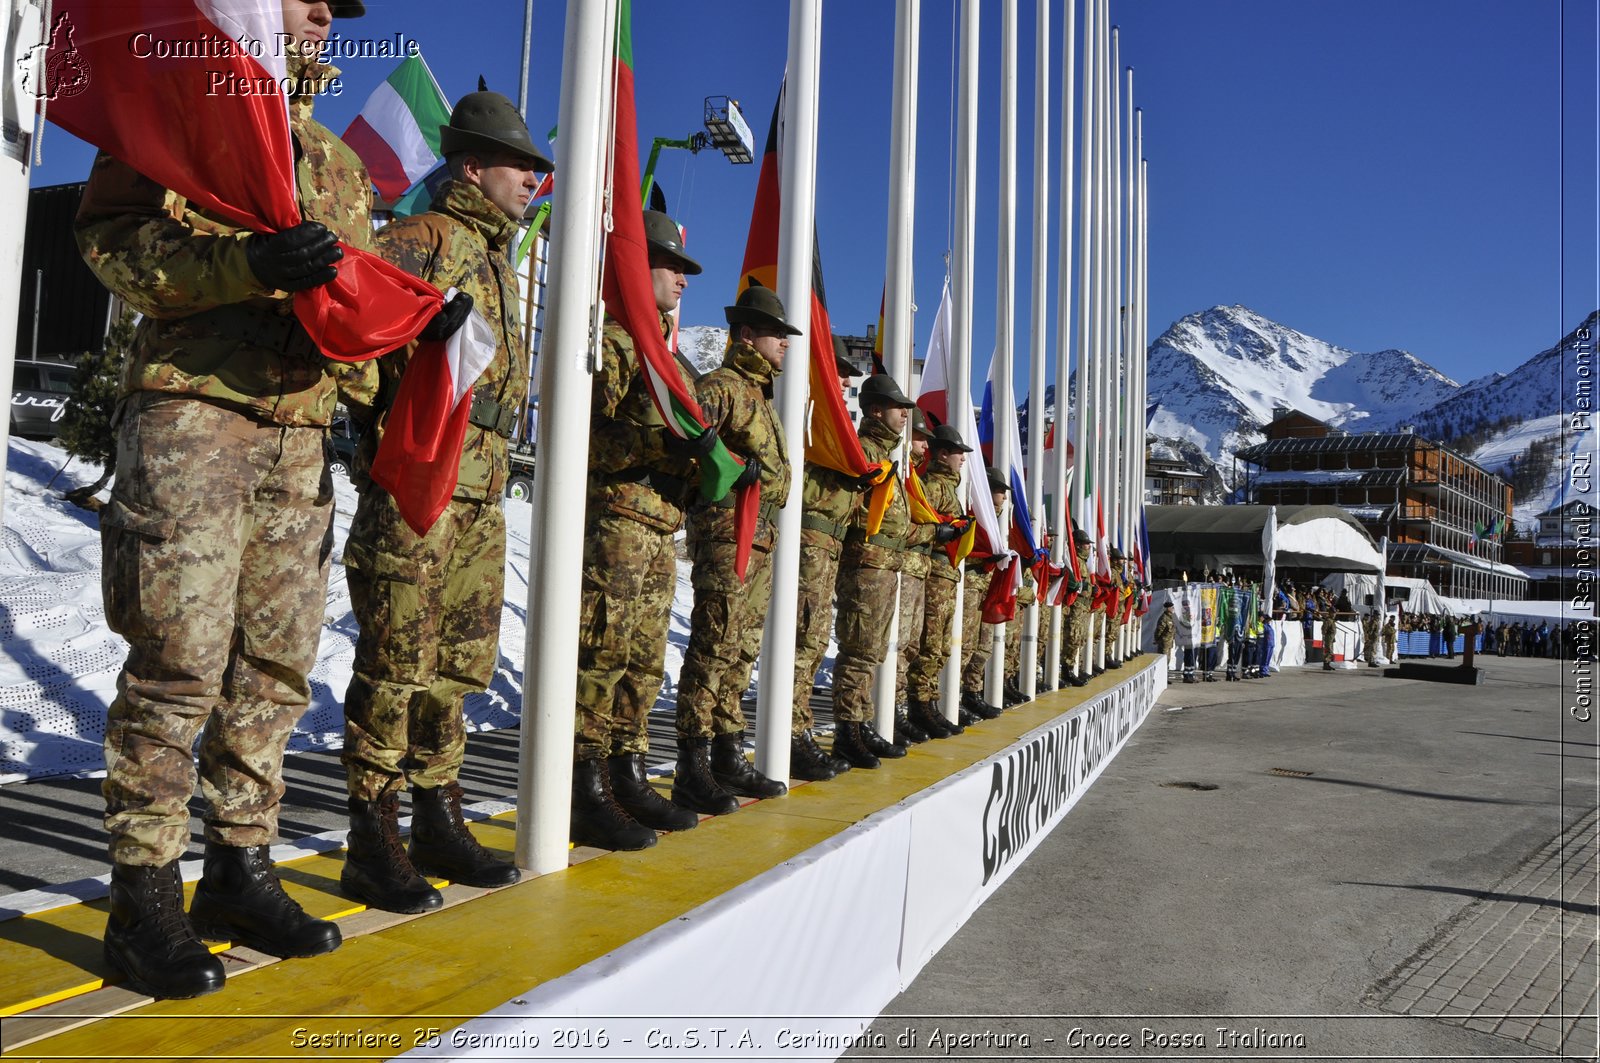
[1147,504,1383,576]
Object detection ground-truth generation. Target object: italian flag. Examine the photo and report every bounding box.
[42,0,441,363]
[341,55,452,202]
[601,0,750,568]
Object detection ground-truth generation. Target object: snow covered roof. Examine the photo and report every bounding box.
[1388,541,1529,578]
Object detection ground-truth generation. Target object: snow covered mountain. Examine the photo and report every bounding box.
[677,324,729,377]
[1145,305,1458,470]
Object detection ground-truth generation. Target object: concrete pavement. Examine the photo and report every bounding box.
[866,655,1597,1060]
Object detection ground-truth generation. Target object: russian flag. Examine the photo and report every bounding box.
[341,55,453,202]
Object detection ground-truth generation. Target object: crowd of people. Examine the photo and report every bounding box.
[74,0,1146,1003]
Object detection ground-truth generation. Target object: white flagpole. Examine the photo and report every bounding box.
[1044,0,1076,691]
[755,0,823,785]
[1133,111,1148,645]
[1024,0,1051,698]
[941,0,981,724]
[1092,0,1111,674]
[1108,27,1125,663]
[516,0,617,875]
[0,4,46,530]
[1070,0,1097,682]
[871,0,921,735]
[986,0,1018,711]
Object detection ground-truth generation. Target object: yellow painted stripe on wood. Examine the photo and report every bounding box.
[2,661,1159,1062]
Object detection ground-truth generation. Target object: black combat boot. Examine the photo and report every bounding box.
[911,698,962,737]
[831,721,880,770]
[608,754,700,831]
[1003,683,1028,708]
[570,758,658,851]
[790,729,840,781]
[894,703,930,745]
[189,842,341,957]
[341,794,443,914]
[962,691,1002,720]
[709,733,789,799]
[857,720,907,760]
[670,738,742,815]
[104,861,226,999]
[408,782,521,888]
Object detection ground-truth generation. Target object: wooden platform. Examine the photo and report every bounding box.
[1,659,1161,1063]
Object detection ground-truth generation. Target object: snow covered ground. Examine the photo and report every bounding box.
[2,436,802,785]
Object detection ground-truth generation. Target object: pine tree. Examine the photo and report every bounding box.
[57,311,131,509]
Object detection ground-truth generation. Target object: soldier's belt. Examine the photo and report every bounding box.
[597,466,690,499]
[467,388,517,438]
[709,493,781,523]
[186,303,320,359]
[847,529,907,552]
[800,514,850,541]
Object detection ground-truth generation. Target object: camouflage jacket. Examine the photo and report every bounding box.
[848,416,933,572]
[357,180,526,502]
[1154,610,1175,644]
[586,313,698,533]
[799,462,860,540]
[922,464,965,582]
[75,55,374,428]
[688,341,790,550]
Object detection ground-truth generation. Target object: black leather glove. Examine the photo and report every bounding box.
[666,427,719,460]
[733,457,761,489]
[245,221,342,292]
[419,291,473,342]
[933,522,963,544]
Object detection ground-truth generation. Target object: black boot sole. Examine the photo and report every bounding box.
[103,938,226,999]
[569,824,658,852]
[407,854,522,890]
[189,914,342,958]
[668,789,741,816]
[338,870,443,915]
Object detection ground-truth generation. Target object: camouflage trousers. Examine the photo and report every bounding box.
[572,510,678,760]
[1064,595,1092,675]
[1104,610,1124,658]
[832,551,900,725]
[895,570,927,707]
[792,528,844,735]
[342,489,505,802]
[907,573,959,702]
[678,536,773,739]
[960,568,995,693]
[1004,585,1038,681]
[100,395,332,866]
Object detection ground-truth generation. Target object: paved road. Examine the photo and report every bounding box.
[866,655,1598,1061]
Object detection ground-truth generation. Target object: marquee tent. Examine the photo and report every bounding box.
[1146,504,1383,576]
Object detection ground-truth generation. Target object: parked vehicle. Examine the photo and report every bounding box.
[9,360,76,439]
[326,415,360,479]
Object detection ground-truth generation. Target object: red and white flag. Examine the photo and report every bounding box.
[368,299,497,536]
[42,0,439,362]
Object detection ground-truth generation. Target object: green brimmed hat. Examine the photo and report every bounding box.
[910,406,934,439]
[986,467,1009,493]
[725,280,802,335]
[642,211,701,275]
[329,1,365,15]
[440,91,555,171]
[858,373,915,409]
[930,423,972,452]
[833,336,860,378]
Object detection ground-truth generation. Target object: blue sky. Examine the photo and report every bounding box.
[29,0,1598,392]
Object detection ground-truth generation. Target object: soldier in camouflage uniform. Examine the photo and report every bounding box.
[1155,601,1177,670]
[959,468,1011,721]
[569,211,709,849]
[1362,608,1381,668]
[1104,547,1127,668]
[74,1,387,999]
[1061,533,1094,687]
[1003,568,1037,704]
[672,282,797,813]
[339,92,547,909]
[789,341,867,781]
[905,424,971,737]
[893,408,939,745]
[1322,606,1340,671]
[830,375,938,767]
